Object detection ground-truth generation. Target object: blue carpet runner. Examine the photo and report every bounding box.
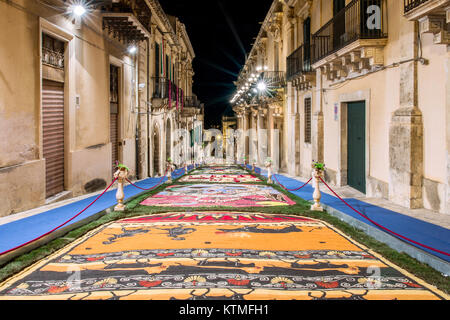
[0,165,193,254]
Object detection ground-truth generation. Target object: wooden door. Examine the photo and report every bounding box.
[347,101,366,194]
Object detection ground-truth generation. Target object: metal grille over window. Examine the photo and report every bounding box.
[304,98,312,144]
[42,34,65,70]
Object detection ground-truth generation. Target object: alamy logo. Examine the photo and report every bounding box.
[367,5,381,30]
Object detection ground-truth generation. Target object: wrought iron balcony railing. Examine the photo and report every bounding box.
[286,44,312,81]
[184,96,201,108]
[42,47,64,70]
[152,77,169,99]
[258,71,286,89]
[404,0,429,13]
[312,0,387,63]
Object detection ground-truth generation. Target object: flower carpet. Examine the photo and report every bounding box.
[0,212,446,300]
[0,166,447,300]
[179,174,261,183]
[140,184,295,207]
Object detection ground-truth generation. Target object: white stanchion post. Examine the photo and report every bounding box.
[265,158,273,184]
[114,166,129,212]
[166,159,173,183]
[311,162,325,212]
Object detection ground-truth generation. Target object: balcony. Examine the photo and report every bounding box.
[286,44,315,90]
[258,71,286,89]
[184,96,202,108]
[312,0,388,81]
[404,0,431,13]
[102,0,152,38]
[404,0,450,45]
[152,77,169,99]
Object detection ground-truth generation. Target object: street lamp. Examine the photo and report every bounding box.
[72,4,87,17]
[257,81,267,92]
[128,45,137,54]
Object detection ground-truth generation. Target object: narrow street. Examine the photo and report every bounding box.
[0,165,446,300]
[0,0,449,306]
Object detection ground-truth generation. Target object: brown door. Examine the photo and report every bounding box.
[42,80,65,198]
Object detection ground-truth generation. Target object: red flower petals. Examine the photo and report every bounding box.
[139,280,162,288]
[315,281,339,289]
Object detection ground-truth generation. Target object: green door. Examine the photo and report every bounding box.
[347,102,366,194]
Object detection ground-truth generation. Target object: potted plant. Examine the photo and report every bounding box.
[311,161,325,177]
[310,161,325,212]
[117,163,130,172]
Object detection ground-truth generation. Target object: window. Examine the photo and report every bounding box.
[42,33,65,69]
[303,17,311,70]
[166,55,169,78]
[304,98,312,144]
[155,43,160,76]
[110,65,119,104]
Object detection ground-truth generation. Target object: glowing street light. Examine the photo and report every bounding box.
[72,4,87,17]
[128,45,137,54]
[257,81,267,92]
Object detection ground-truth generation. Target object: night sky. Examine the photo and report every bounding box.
[158,0,273,129]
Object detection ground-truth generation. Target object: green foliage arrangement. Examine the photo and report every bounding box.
[117,163,130,171]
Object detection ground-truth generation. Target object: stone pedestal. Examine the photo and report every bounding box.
[310,168,324,212]
[114,168,129,212]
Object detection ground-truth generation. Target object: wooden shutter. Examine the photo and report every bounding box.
[42,80,65,197]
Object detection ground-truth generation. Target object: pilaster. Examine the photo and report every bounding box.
[389,22,424,209]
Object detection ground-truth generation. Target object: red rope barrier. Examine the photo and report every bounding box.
[126,169,168,191]
[0,177,119,257]
[318,177,450,257]
[273,174,313,192]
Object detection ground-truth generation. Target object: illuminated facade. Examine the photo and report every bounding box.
[0,0,203,217]
[232,0,450,214]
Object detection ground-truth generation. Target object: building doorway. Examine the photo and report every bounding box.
[42,79,65,198]
[166,118,172,160]
[153,125,161,176]
[347,101,366,193]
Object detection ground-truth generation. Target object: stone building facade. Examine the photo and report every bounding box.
[232,0,450,215]
[0,0,203,217]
